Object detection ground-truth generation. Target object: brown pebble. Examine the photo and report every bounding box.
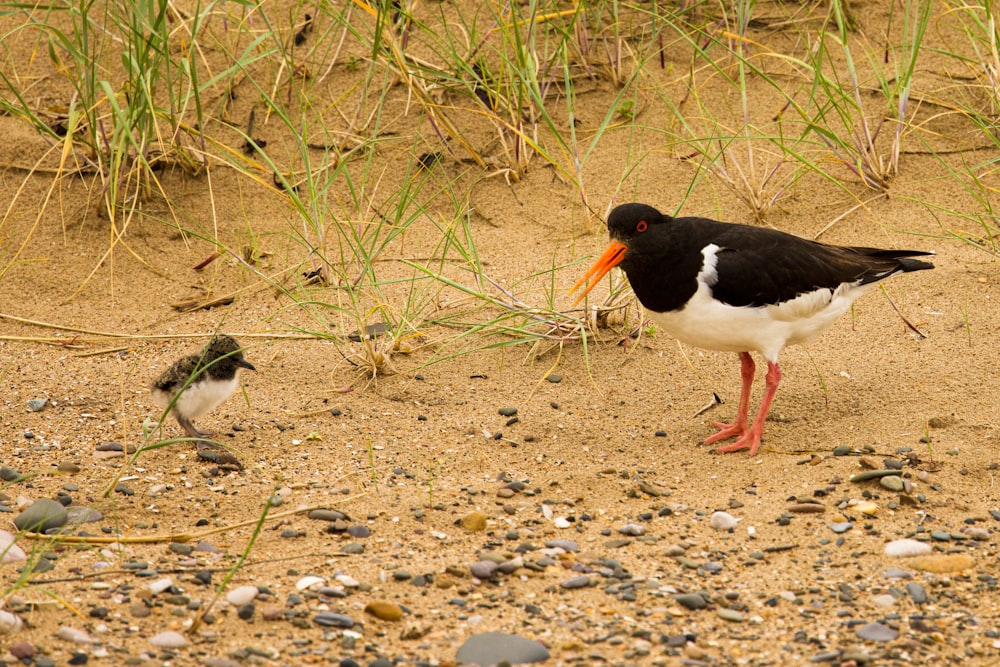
[496,488,515,498]
[57,462,81,473]
[260,606,283,621]
[787,503,825,513]
[8,642,35,660]
[130,603,151,618]
[365,600,403,621]
[460,510,487,532]
[859,456,881,470]
[909,554,975,574]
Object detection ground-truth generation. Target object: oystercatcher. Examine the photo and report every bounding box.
[570,203,933,455]
[151,335,255,465]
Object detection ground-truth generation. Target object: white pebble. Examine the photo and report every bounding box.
[709,511,740,531]
[554,517,571,529]
[542,505,553,520]
[335,574,359,587]
[57,626,94,643]
[149,630,188,648]
[0,530,26,563]
[226,585,259,606]
[295,575,325,591]
[147,577,174,595]
[872,594,896,607]
[884,538,933,557]
[0,609,23,634]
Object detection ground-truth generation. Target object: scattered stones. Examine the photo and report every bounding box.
[455,631,550,666]
[364,600,403,621]
[14,498,69,533]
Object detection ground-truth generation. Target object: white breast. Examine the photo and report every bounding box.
[155,376,240,420]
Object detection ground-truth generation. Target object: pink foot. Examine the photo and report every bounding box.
[704,420,748,445]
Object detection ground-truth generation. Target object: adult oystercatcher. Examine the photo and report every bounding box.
[570,203,933,455]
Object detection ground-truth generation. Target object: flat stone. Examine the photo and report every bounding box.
[14,499,68,533]
[855,622,898,642]
[455,631,549,665]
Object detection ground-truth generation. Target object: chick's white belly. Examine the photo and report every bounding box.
[157,376,239,420]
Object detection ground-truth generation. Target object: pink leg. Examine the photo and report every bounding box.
[716,361,781,456]
[704,352,755,446]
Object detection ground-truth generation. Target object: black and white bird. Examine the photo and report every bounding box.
[571,203,933,456]
[151,335,255,461]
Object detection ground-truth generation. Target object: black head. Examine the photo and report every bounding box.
[203,335,256,372]
[607,203,668,243]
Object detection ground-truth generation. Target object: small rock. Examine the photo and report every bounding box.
[460,511,488,532]
[672,593,707,610]
[618,522,645,536]
[15,498,69,533]
[498,407,518,417]
[313,612,354,628]
[364,600,403,621]
[226,585,258,606]
[709,511,740,530]
[879,476,904,492]
[560,575,592,589]
[455,631,549,665]
[27,398,48,412]
[470,561,499,580]
[149,631,188,648]
[855,622,898,642]
[884,539,932,557]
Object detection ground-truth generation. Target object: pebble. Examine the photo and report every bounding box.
[618,522,645,536]
[0,530,26,563]
[57,627,94,644]
[709,511,740,530]
[545,540,578,552]
[346,525,371,538]
[313,612,355,628]
[0,609,24,634]
[851,469,900,482]
[560,575,592,589]
[460,511,488,532]
[296,575,325,590]
[884,539,932,557]
[455,631,550,665]
[147,578,174,595]
[672,593,707,610]
[879,476,904,492]
[498,407,518,417]
[855,622,898,642]
[470,560,499,580]
[905,582,928,604]
[27,398,48,412]
[828,522,853,534]
[787,503,825,513]
[226,585,259,606]
[717,608,744,622]
[149,631,188,648]
[0,467,23,482]
[364,600,403,621]
[8,642,34,659]
[909,553,975,573]
[14,498,68,533]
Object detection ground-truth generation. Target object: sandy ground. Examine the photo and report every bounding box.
[2,2,1000,666]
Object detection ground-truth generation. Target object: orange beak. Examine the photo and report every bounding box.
[569,240,628,306]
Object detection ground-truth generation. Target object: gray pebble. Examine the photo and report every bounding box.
[930,530,951,542]
[456,631,549,665]
[851,469,901,482]
[14,498,68,533]
[672,593,707,610]
[906,582,928,604]
[560,575,592,589]
[341,543,365,555]
[717,608,744,622]
[498,407,518,417]
[855,621,898,642]
[618,523,646,536]
[308,509,348,522]
[470,560,499,580]
[27,398,48,412]
[828,522,853,534]
[346,525,371,538]
[313,612,354,628]
[880,476,904,492]
[0,467,23,482]
[544,539,578,552]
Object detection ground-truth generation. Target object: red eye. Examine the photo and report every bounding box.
[636,220,648,232]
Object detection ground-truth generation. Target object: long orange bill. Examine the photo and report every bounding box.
[569,240,628,307]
